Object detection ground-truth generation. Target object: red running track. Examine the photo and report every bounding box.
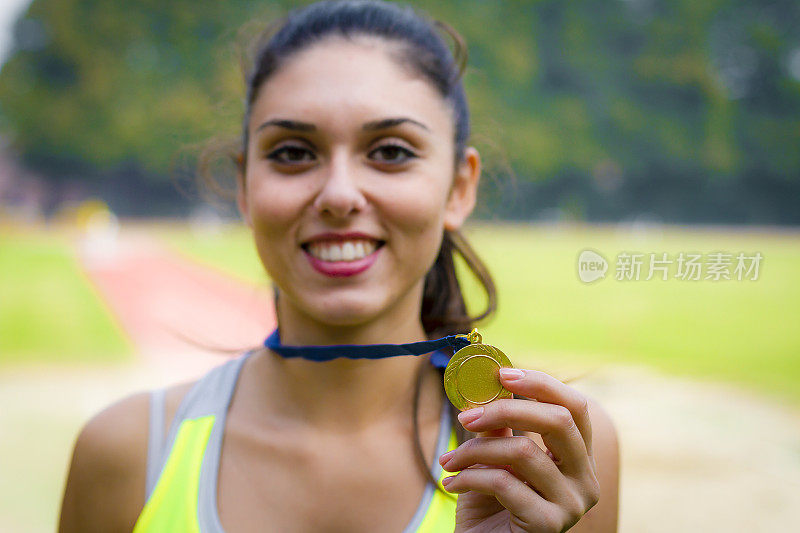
[77,233,276,382]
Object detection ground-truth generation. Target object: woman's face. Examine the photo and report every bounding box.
[238,36,480,330]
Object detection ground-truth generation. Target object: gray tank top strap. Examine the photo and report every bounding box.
[197,350,255,531]
[145,387,166,499]
[144,350,255,502]
[401,397,454,533]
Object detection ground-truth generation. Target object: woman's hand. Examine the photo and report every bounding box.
[438,368,600,533]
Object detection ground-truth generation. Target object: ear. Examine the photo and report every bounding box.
[234,152,252,228]
[444,146,481,231]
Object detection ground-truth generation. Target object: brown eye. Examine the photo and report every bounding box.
[266,145,315,164]
[369,144,416,164]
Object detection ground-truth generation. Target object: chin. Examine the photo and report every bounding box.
[299,294,388,327]
[314,306,382,328]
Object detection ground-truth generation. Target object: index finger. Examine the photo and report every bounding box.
[498,368,593,457]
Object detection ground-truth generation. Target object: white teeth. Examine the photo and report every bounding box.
[342,241,355,261]
[319,245,331,261]
[307,239,379,262]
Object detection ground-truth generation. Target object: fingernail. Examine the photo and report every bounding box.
[457,406,483,425]
[441,476,454,487]
[438,450,455,465]
[499,368,525,380]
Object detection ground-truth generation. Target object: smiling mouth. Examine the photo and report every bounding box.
[301,239,386,262]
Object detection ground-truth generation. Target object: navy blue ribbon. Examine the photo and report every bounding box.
[264,328,471,369]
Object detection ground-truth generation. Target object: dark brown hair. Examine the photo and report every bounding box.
[200,0,497,500]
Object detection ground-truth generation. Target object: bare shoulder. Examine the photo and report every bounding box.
[571,395,620,532]
[58,389,150,533]
[58,379,197,533]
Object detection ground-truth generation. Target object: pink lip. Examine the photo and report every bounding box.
[303,245,382,277]
[303,231,380,244]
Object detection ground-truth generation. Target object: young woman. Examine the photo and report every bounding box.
[59,1,619,531]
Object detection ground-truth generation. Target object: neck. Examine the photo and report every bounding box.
[276,298,429,347]
[249,284,443,433]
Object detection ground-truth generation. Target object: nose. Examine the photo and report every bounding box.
[312,150,367,218]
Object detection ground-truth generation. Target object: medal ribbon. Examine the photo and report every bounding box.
[263,328,471,369]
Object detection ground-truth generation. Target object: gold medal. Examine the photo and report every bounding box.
[444,328,514,411]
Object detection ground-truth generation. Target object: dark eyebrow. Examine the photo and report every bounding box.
[362,117,430,132]
[256,119,316,133]
[255,117,430,134]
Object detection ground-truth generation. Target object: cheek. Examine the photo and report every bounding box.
[247,177,311,228]
[245,180,309,277]
[372,175,450,247]
[386,170,450,215]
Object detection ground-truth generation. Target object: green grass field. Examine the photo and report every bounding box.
[460,224,800,405]
[165,222,800,407]
[2,222,798,406]
[0,229,132,365]
[157,224,268,283]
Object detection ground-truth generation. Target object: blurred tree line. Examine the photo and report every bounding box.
[0,0,798,223]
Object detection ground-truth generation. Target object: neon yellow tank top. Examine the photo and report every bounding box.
[133,351,459,532]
